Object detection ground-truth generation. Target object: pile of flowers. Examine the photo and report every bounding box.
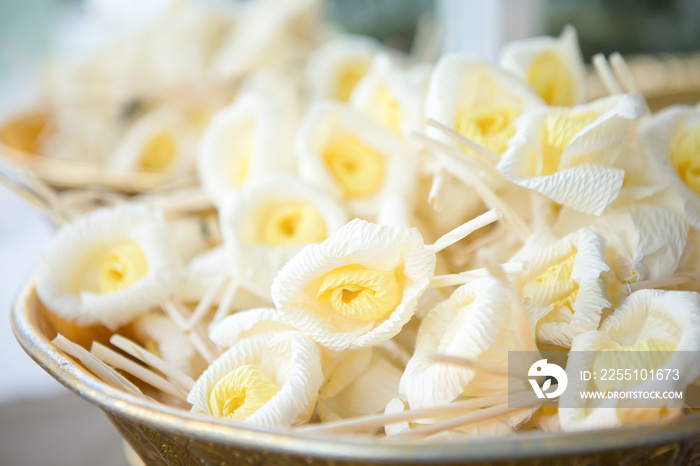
[8,0,700,441]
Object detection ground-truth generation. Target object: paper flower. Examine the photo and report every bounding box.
[133,313,203,377]
[317,347,402,422]
[640,103,700,229]
[399,277,532,410]
[349,53,430,136]
[424,54,543,161]
[198,92,295,206]
[187,330,323,427]
[296,100,414,223]
[560,289,700,431]
[499,25,587,107]
[498,94,646,215]
[305,35,383,102]
[35,204,181,330]
[512,228,611,347]
[219,175,348,300]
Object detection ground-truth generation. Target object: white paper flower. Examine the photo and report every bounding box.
[317,347,402,422]
[399,277,532,410]
[36,204,181,330]
[498,94,646,215]
[512,228,611,347]
[349,53,429,136]
[424,54,543,163]
[305,35,384,102]
[187,330,323,427]
[498,25,587,107]
[639,103,700,229]
[219,175,348,300]
[296,100,415,223]
[198,92,295,206]
[560,289,700,431]
[267,219,436,351]
[133,313,203,377]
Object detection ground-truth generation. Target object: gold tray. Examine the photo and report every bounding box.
[11,279,700,465]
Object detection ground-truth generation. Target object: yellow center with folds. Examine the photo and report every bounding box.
[374,85,403,133]
[139,132,176,170]
[540,111,598,176]
[593,338,677,392]
[98,242,148,293]
[336,62,370,102]
[317,264,402,321]
[0,112,47,153]
[208,365,279,421]
[670,126,700,196]
[455,106,516,157]
[527,50,576,107]
[322,134,385,198]
[257,202,327,246]
[522,253,578,313]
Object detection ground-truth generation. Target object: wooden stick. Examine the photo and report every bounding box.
[16,167,73,222]
[593,53,623,95]
[451,226,507,267]
[410,131,501,178]
[185,273,229,330]
[485,257,538,354]
[0,173,63,223]
[430,354,517,379]
[609,52,640,95]
[628,273,700,293]
[428,169,446,212]
[427,118,500,163]
[109,334,195,391]
[210,279,240,329]
[429,261,528,288]
[162,300,220,364]
[91,341,189,401]
[427,209,502,253]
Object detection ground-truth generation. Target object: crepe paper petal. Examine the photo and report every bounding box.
[399,277,533,409]
[498,25,587,107]
[187,330,323,427]
[639,103,700,229]
[592,205,688,287]
[219,175,348,301]
[36,203,181,330]
[296,100,416,222]
[133,313,204,377]
[270,218,436,351]
[349,53,428,137]
[198,92,295,206]
[305,35,385,102]
[498,94,647,216]
[560,289,700,431]
[512,228,611,348]
[424,54,543,168]
[317,347,402,422]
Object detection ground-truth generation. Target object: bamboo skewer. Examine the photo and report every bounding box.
[16,167,74,221]
[429,261,528,288]
[162,300,220,364]
[451,226,507,267]
[0,172,63,223]
[428,169,446,211]
[91,341,189,401]
[628,273,700,293]
[211,279,240,329]
[593,53,623,95]
[430,354,518,380]
[185,273,230,330]
[427,119,500,164]
[427,209,502,253]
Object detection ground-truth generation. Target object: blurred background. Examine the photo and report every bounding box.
[1,0,699,464]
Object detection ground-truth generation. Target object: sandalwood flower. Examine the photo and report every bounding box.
[560,290,700,431]
[499,25,587,107]
[198,92,295,206]
[512,228,610,347]
[498,94,647,215]
[35,204,181,330]
[219,175,348,300]
[188,330,323,427]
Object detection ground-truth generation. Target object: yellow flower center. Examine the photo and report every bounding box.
[317,264,402,321]
[336,62,370,102]
[522,253,578,313]
[139,132,176,170]
[670,126,700,196]
[593,338,677,392]
[208,365,279,421]
[527,50,576,107]
[257,202,327,246]
[0,112,46,153]
[322,134,385,198]
[455,106,516,157]
[98,242,148,293]
[374,85,403,133]
[541,112,598,175]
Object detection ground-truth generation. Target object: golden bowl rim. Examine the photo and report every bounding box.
[11,277,700,462]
